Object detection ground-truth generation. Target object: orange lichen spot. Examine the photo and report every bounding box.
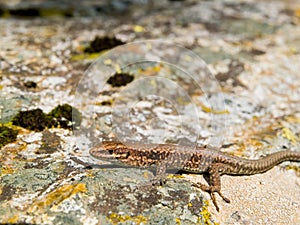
[29,183,87,212]
[294,8,300,17]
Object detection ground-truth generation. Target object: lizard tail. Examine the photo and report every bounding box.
[251,151,300,174]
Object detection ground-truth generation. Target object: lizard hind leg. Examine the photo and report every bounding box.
[193,164,230,211]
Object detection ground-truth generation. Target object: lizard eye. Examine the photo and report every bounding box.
[108,150,114,154]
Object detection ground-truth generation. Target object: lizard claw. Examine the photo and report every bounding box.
[217,191,230,203]
[150,174,167,186]
[192,182,230,211]
[139,174,167,188]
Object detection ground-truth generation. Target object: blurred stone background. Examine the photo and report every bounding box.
[0,0,300,224]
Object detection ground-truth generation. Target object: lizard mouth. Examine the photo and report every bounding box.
[89,147,116,159]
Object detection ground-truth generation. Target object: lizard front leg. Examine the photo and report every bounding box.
[151,162,168,185]
[193,163,230,211]
[139,161,168,187]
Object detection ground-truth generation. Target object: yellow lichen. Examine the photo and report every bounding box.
[284,164,300,175]
[29,183,87,213]
[285,115,300,123]
[199,200,219,225]
[104,59,113,65]
[7,215,19,223]
[133,25,145,33]
[0,164,15,175]
[281,127,298,143]
[143,171,151,179]
[235,138,264,156]
[71,52,105,61]
[167,174,185,179]
[138,64,163,76]
[114,64,122,74]
[199,103,229,115]
[108,213,147,225]
[86,170,95,177]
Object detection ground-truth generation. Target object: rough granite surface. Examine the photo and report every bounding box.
[0,0,300,224]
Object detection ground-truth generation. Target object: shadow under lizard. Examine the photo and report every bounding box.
[89,141,300,211]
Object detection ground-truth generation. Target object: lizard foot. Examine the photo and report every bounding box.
[139,174,167,188]
[149,174,167,186]
[192,182,230,211]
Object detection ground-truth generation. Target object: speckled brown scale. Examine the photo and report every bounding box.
[89,141,300,211]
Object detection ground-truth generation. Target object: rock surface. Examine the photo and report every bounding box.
[0,0,300,224]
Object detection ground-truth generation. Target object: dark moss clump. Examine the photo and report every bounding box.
[0,125,18,148]
[0,184,16,201]
[11,105,82,131]
[100,100,112,106]
[107,72,134,87]
[48,104,82,129]
[24,81,37,89]
[12,109,53,131]
[84,36,125,53]
[9,8,40,17]
[0,8,5,16]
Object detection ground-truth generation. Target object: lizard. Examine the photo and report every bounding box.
[89,141,300,211]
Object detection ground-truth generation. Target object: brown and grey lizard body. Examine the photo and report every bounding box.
[89,141,300,211]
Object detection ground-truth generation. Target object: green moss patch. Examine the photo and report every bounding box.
[0,125,18,148]
[84,36,125,53]
[48,104,82,129]
[107,72,134,87]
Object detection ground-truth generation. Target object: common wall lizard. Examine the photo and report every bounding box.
[89,141,300,211]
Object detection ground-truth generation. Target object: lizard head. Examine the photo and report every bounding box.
[89,141,131,161]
